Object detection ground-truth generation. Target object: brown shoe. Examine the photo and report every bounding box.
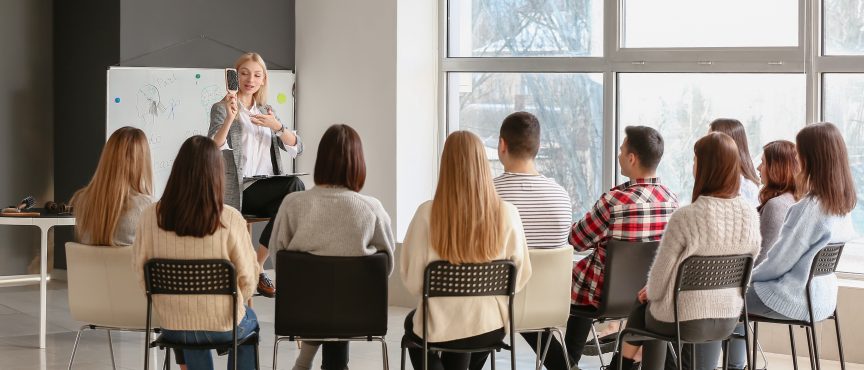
[257,273,275,298]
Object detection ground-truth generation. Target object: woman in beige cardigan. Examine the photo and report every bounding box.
[400,131,532,370]
[133,135,260,370]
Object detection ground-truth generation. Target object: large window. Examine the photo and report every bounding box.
[443,0,864,273]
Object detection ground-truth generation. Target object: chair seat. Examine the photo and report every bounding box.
[243,215,270,223]
[400,335,510,354]
[569,305,603,319]
[151,332,259,351]
[621,327,725,345]
[747,313,835,326]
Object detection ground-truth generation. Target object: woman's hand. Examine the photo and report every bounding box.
[250,108,282,131]
[223,92,239,121]
[637,286,648,303]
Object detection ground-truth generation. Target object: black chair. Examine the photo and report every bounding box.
[614,254,754,370]
[569,240,660,366]
[749,243,846,370]
[272,251,390,370]
[143,259,260,370]
[400,260,518,370]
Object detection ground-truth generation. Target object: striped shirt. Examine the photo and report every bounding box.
[571,178,679,307]
[493,172,573,249]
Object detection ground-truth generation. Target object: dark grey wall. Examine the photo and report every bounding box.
[0,0,54,275]
[120,0,295,69]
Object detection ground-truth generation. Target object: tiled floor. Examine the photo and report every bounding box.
[0,280,859,370]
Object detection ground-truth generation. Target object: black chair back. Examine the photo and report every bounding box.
[676,255,752,292]
[811,243,844,278]
[596,240,660,317]
[274,251,389,338]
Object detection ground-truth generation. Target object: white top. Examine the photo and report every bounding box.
[646,196,761,323]
[217,102,302,178]
[493,172,573,249]
[400,200,532,342]
[739,175,760,207]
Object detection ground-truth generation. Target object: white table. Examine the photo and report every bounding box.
[0,213,75,348]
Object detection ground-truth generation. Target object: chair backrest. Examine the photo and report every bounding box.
[274,251,389,338]
[596,240,660,318]
[143,259,237,296]
[810,243,845,278]
[65,242,155,328]
[514,247,572,330]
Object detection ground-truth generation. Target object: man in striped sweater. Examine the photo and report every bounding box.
[469,111,574,370]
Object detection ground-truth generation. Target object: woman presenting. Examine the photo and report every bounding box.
[209,52,304,298]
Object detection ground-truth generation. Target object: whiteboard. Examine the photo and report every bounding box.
[106,67,296,197]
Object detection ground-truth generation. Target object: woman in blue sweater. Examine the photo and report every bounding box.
[748,122,856,321]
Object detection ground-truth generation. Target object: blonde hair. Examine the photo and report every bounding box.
[430,131,502,264]
[71,127,153,245]
[234,52,269,105]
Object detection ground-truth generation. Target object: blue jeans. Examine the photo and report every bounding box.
[161,307,259,370]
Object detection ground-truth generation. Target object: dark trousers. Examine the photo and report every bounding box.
[404,310,505,370]
[241,176,305,247]
[468,330,572,370]
[321,342,350,370]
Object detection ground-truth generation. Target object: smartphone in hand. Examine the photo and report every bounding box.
[225,68,239,93]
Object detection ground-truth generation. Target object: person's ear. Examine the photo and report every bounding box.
[498,138,507,155]
[628,152,638,169]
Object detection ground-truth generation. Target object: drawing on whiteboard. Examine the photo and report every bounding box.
[200,85,222,111]
[167,98,181,120]
[136,84,165,126]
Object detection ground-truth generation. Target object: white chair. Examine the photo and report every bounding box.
[514,246,573,370]
[65,242,156,370]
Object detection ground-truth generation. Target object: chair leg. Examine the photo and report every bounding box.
[539,329,554,370]
[809,324,821,370]
[722,340,729,370]
[834,313,846,370]
[67,325,88,370]
[272,336,281,370]
[378,337,390,370]
[163,347,171,370]
[690,343,696,370]
[491,348,496,370]
[743,322,753,370]
[536,332,543,370]
[106,329,117,370]
[805,326,816,370]
[752,322,760,370]
[400,346,406,370]
[551,328,572,370]
[255,340,261,370]
[590,322,606,367]
[789,326,799,370]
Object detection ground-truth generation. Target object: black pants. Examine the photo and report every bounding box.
[321,342,350,370]
[468,330,573,370]
[241,176,305,247]
[404,310,505,370]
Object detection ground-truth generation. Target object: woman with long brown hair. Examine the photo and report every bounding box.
[755,140,799,265]
[609,132,760,370]
[71,126,153,246]
[748,122,857,320]
[400,130,532,370]
[133,136,260,370]
[709,118,761,206]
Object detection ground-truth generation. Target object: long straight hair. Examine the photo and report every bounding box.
[157,136,225,237]
[795,122,857,215]
[71,127,153,245]
[758,140,799,210]
[709,118,760,186]
[234,52,268,106]
[430,131,502,264]
[692,132,741,202]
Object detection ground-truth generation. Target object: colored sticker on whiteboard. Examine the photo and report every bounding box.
[114,97,121,103]
[277,93,287,104]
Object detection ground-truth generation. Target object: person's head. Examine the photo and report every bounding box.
[431,131,502,264]
[234,52,268,105]
[618,126,664,178]
[313,124,366,192]
[757,140,799,208]
[157,136,224,237]
[709,118,759,185]
[72,127,153,245]
[498,111,541,164]
[795,122,857,215]
[692,132,741,202]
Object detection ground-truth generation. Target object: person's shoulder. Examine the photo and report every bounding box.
[128,192,154,207]
[221,205,246,226]
[763,193,795,213]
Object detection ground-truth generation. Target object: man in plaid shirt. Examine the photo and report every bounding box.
[551,126,679,369]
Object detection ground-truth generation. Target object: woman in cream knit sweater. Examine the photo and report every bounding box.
[611,132,761,370]
[133,136,260,370]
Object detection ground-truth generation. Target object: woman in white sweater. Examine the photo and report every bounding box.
[611,132,761,370]
[269,124,395,370]
[400,130,532,370]
[710,119,761,207]
[133,136,260,370]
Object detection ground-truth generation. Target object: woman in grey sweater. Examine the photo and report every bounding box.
[269,124,395,370]
[755,140,799,265]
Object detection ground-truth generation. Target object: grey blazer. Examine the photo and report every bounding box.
[208,101,303,210]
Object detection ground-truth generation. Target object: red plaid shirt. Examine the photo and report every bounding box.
[570,178,679,307]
